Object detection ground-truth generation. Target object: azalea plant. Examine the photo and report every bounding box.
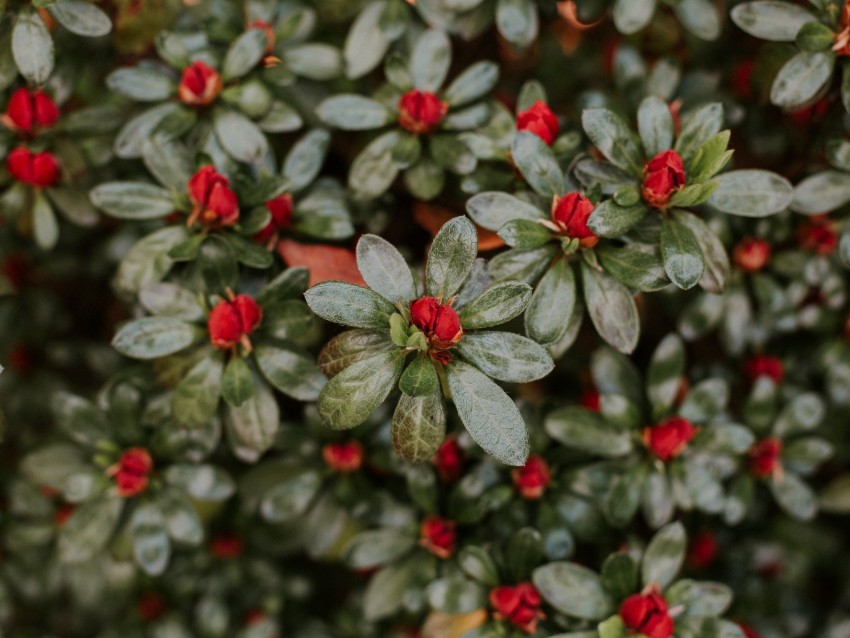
[3,1,850,638]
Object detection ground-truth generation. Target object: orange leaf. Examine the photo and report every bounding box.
[422,610,489,638]
[277,239,366,287]
[413,203,504,251]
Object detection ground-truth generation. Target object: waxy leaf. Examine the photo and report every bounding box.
[392,390,447,462]
[426,216,478,300]
[456,331,554,383]
[533,562,614,621]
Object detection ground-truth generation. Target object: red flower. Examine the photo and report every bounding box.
[322,441,364,473]
[418,515,456,559]
[2,88,59,136]
[2,252,30,290]
[642,149,686,209]
[54,503,75,527]
[432,435,465,483]
[619,588,674,638]
[110,448,153,498]
[253,193,294,247]
[208,294,263,351]
[210,533,244,559]
[517,101,559,146]
[490,582,544,634]
[749,437,783,479]
[731,59,755,101]
[178,60,222,107]
[737,622,761,638]
[137,592,166,621]
[187,165,239,229]
[511,454,551,500]
[744,355,783,384]
[7,147,60,187]
[551,192,598,247]
[248,19,276,55]
[8,343,33,374]
[409,296,463,350]
[798,218,837,255]
[733,237,771,273]
[687,530,718,570]
[787,98,830,127]
[580,390,601,411]
[643,416,696,462]
[398,90,448,135]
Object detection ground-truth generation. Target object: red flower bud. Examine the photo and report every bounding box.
[511,454,551,500]
[687,530,718,570]
[248,19,276,55]
[737,623,761,638]
[253,193,294,246]
[733,237,771,273]
[517,101,559,146]
[208,294,263,350]
[8,343,33,374]
[322,441,364,473]
[798,218,837,255]
[619,589,674,638]
[551,192,598,247]
[580,390,601,411]
[3,88,59,136]
[210,533,244,559]
[178,60,222,107]
[642,149,686,209]
[409,296,463,350]
[398,90,448,135]
[7,147,60,187]
[642,416,696,462]
[2,252,30,290]
[432,435,464,483]
[188,165,239,229]
[111,448,153,498]
[490,582,544,634]
[749,437,782,479]
[731,59,756,101]
[418,515,456,559]
[744,355,783,384]
[137,592,166,621]
[54,503,75,527]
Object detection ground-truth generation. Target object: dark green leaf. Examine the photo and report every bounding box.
[425,216,478,299]
[305,281,396,329]
[533,562,614,621]
[525,259,577,345]
[459,281,532,329]
[456,331,554,383]
[392,390,447,462]
[112,317,198,359]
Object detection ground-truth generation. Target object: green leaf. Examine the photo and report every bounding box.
[254,342,326,401]
[637,95,674,157]
[598,616,627,638]
[774,392,825,438]
[796,20,835,52]
[344,1,391,80]
[770,473,817,520]
[12,9,54,85]
[425,216,478,300]
[399,355,438,397]
[544,406,634,457]
[581,109,644,176]
[32,191,58,250]
[140,282,205,321]
[410,28,451,92]
[770,51,834,109]
[90,182,174,220]
[791,170,850,213]
[459,281,532,329]
[489,245,558,285]
[316,94,393,130]
[688,131,733,183]
[344,529,417,569]
[50,0,112,36]
[106,67,175,102]
[443,61,499,107]
[612,0,656,34]
[283,129,331,191]
[430,135,477,175]
[674,103,723,163]
[587,199,648,238]
[819,473,850,514]
[131,502,170,576]
[157,488,203,545]
[258,100,303,133]
[731,1,817,41]
[674,0,721,40]
[392,391,447,462]
[641,521,686,589]
[644,471,674,528]
[142,137,192,190]
[260,470,322,523]
[349,130,400,199]
[112,317,197,360]
[221,356,254,407]
[58,496,122,563]
[533,562,615,621]
[596,244,668,292]
[318,329,396,377]
[286,43,342,81]
[213,109,268,164]
[459,546,500,586]
[661,217,704,290]
[647,334,685,416]
[498,218,553,249]
[404,158,445,200]
[601,553,639,602]
[356,234,416,304]
[172,353,224,429]
[221,28,266,81]
[114,103,182,159]
[225,381,279,459]
[525,259,577,345]
[465,191,546,232]
[163,464,235,502]
[708,170,793,216]
[582,262,640,354]
[318,350,405,430]
[512,131,565,198]
[363,555,420,621]
[674,210,728,294]
[455,331,554,383]
[446,360,529,466]
[667,580,733,617]
[496,0,538,48]
[305,281,396,329]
